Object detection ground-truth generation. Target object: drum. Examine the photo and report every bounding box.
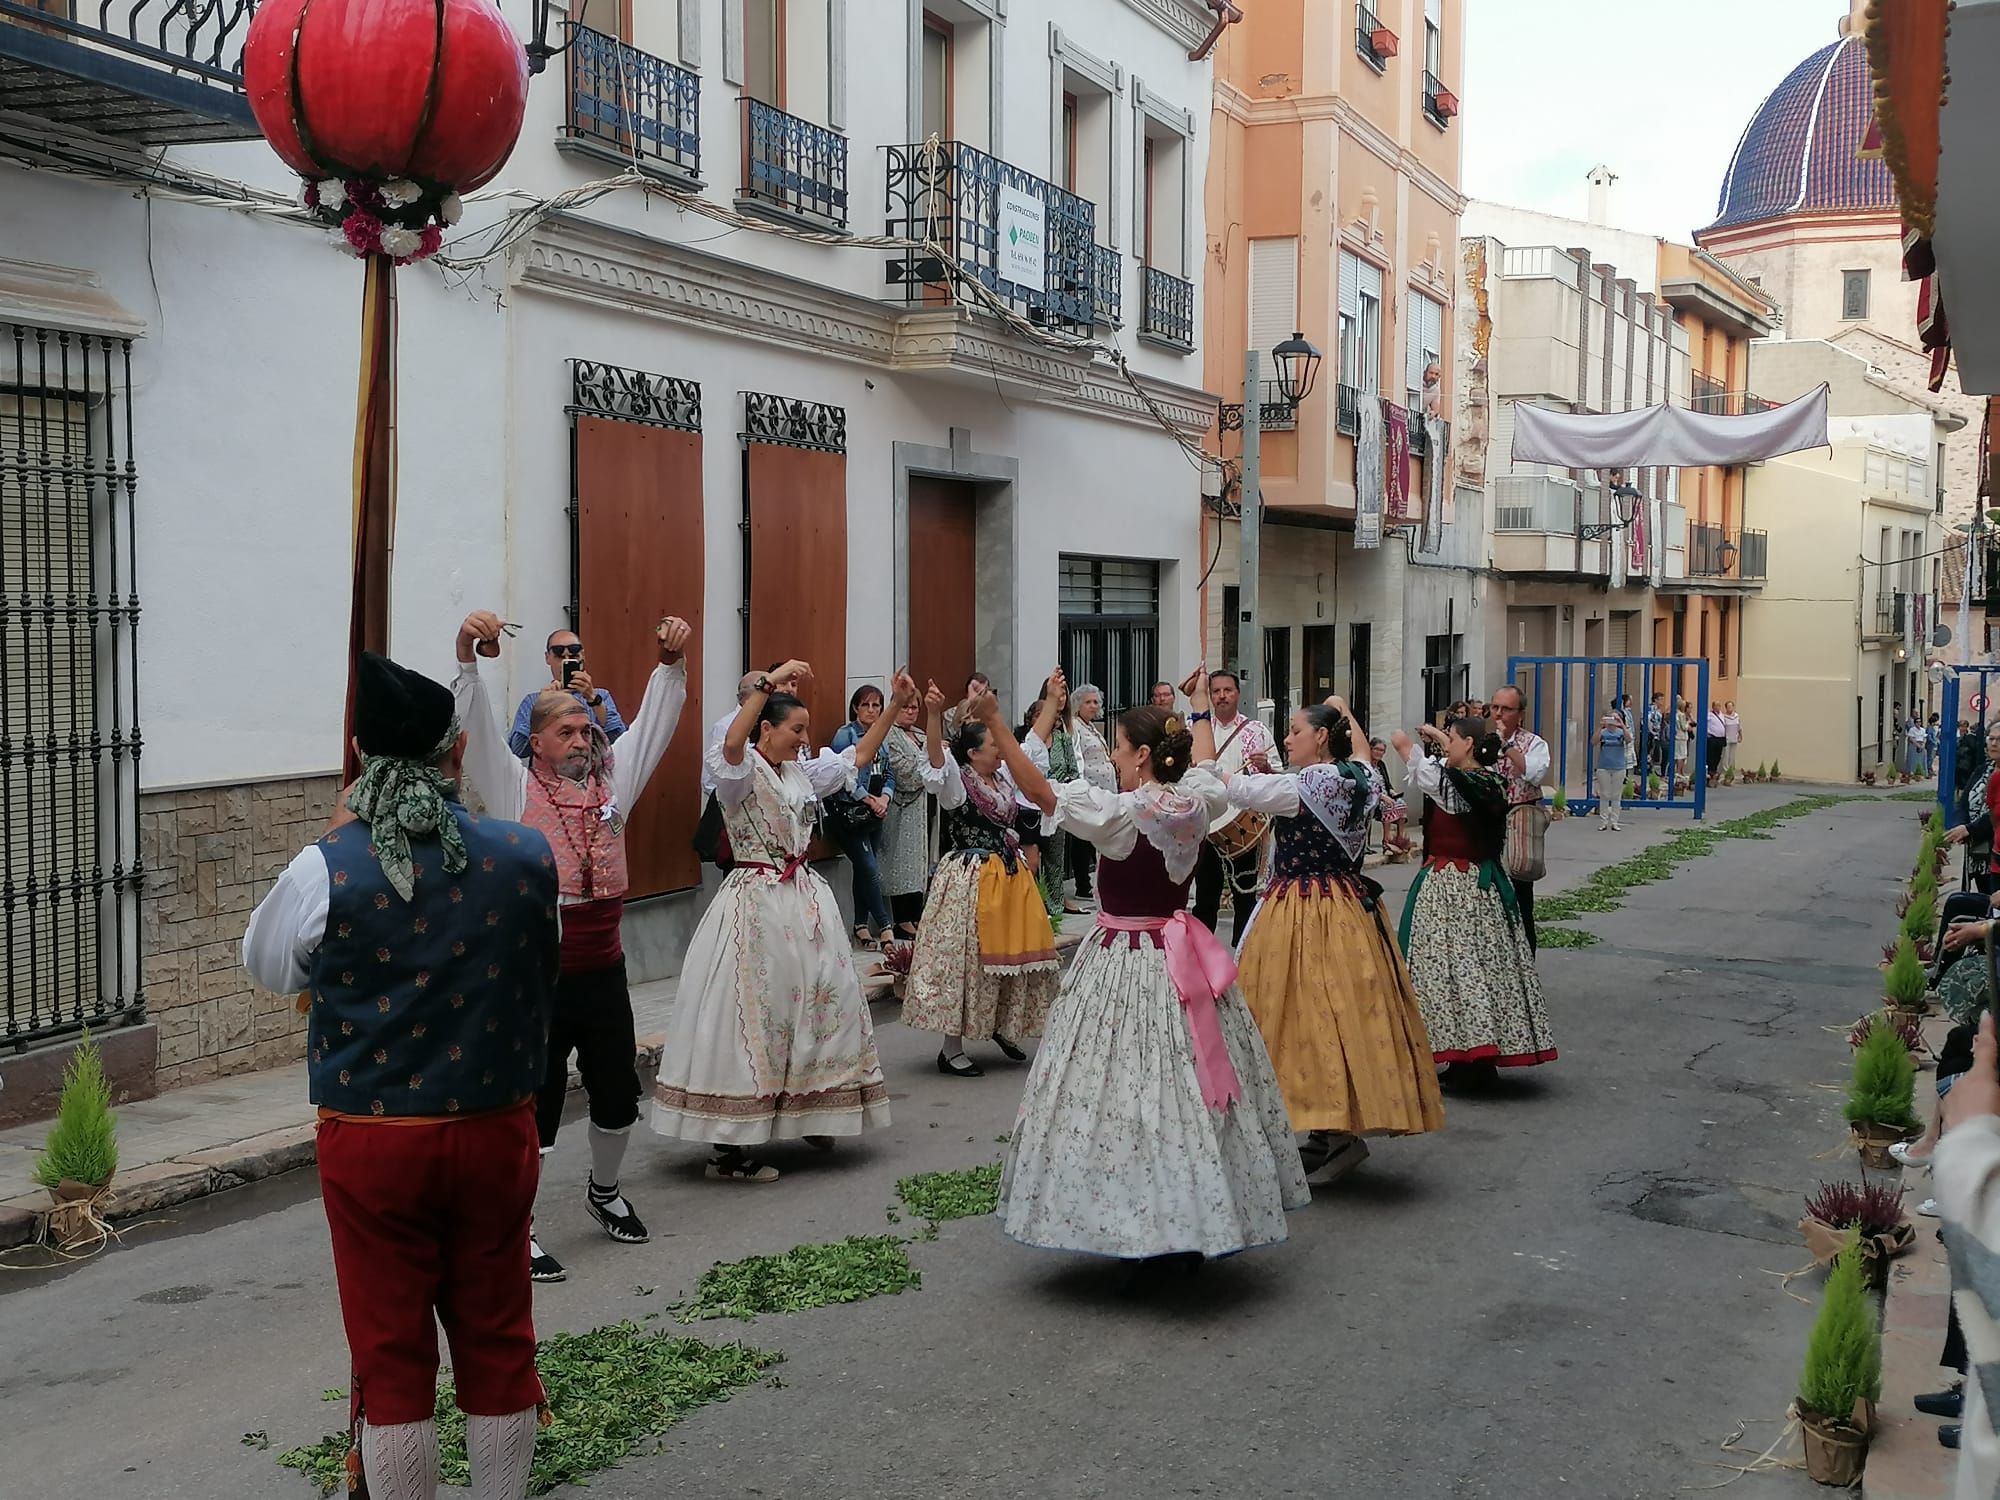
[1207,809,1271,861]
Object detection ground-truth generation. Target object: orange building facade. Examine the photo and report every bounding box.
[1200,0,1470,729]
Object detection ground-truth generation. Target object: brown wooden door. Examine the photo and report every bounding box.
[1301,624,1337,705]
[575,415,705,899]
[907,476,976,699]
[746,442,848,745]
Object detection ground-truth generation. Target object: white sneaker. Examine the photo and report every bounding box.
[1917,1198,1940,1219]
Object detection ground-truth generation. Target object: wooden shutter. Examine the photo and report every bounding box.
[746,438,848,746]
[574,414,706,898]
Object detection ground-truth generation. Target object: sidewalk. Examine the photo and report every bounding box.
[0,780,1920,1251]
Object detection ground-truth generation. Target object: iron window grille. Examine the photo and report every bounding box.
[1336,383,1362,437]
[741,96,849,230]
[1140,265,1194,351]
[885,140,1099,338]
[1091,243,1123,329]
[1059,556,1160,717]
[1356,1,1392,72]
[1422,69,1451,129]
[563,26,700,182]
[1,321,143,1049]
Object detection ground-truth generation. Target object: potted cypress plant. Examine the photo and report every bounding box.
[31,1032,119,1249]
[1794,1244,1879,1485]
[1550,787,1568,821]
[1799,1179,1915,1288]
[1882,935,1928,1017]
[1845,1021,1919,1169]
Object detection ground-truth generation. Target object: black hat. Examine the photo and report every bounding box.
[354,652,455,760]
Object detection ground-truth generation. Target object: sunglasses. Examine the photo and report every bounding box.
[549,643,585,659]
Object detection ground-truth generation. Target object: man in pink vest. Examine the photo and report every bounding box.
[453,608,691,1284]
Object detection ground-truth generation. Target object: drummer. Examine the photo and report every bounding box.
[1191,668,1276,944]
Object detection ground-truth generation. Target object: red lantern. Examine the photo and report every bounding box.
[244,0,529,194]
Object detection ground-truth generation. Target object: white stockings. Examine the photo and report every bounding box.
[467,1406,541,1500]
[359,1418,438,1500]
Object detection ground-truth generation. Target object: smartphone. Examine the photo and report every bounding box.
[868,770,887,797]
[562,658,580,688]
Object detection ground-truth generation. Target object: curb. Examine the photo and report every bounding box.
[1863,1017,1954,1500]
[0,1040,677,1254]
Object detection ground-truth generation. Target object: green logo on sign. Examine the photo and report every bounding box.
[1009,226,1019,245]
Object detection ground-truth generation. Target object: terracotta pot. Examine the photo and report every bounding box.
[1799,1412,1868,1486]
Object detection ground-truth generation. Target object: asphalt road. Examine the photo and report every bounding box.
[0,793,1911,1499]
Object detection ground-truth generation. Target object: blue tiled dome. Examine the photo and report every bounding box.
[1707,34,1896,233]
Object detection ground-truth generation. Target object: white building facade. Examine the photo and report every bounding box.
[0,0,1220,1094]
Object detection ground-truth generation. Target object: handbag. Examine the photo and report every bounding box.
[691,791,734,870]
[1502,801,1550,883]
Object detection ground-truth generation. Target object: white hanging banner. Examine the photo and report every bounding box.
[1355,398,1384,550]
[1510,384,1830,469]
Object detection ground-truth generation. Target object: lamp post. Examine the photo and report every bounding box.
[1220,332,1322,699]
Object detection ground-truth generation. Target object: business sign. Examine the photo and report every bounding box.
[999,186,1046,292]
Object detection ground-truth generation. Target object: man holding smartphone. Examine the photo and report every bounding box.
[508,628,627,759]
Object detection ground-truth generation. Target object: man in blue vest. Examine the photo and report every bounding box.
[245,652,559,1500]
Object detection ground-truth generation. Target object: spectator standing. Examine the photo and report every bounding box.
[1151,680,1179,710]
[1592,710,1627,831]
[508,628,626,760]
[1646,693,1666,777]
[1722,701,1741,775]
[1907,712,1928,780]
[1705,703,1728,786]
[1929,712,1944,778]
[1069,683,1117,902]
[877,687,934,940]
[829,685,896,947]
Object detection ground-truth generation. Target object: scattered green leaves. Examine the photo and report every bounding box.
[675,1235,920,1323]
[240,1430,270,1451]
[896,1163,1002,1223]
[1531,794,1863,947]
[277,1323,777,1496]
[1536,927,1601,949]
[318,1389,344,1403]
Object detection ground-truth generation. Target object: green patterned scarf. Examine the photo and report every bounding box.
[344,720,469,902]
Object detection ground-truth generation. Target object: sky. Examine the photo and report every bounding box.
[1461,0,1858,241]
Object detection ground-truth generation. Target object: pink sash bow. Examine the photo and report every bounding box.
[1095,911,1243,1113]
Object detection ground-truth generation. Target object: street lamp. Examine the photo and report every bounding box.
[1219,332,1325,704]
[1580,481,1644,542]
[525,0,577,73]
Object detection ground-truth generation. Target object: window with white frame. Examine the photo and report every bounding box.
[1424,0,1442,78]
[1140,118,1186,275]
[1339,251,1384,395]
[1405,290,1443,413]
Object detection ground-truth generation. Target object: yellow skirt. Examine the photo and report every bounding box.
[1235,885,1445,1136]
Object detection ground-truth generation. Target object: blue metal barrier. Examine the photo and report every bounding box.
[1506,654,1713,821]
[1941,670,2000,825]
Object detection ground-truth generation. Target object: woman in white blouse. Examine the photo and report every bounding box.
[650,663,913,1183]
[1000,672,1307,1264]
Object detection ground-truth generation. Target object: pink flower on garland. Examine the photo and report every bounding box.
[343,211,384,255]
[418,224,443,258]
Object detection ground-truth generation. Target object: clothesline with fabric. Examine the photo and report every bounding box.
[1509,385,1831,469]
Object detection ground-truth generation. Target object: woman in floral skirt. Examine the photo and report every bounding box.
[1389,715,1557,1085]
[1226,697,1444,1182]
[1001,675,1308,1263]
[902,685,1062,1077]
[651,663,915,1182]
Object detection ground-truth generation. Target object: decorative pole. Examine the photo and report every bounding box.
[241,0,529,782]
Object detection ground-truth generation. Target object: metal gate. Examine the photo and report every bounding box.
[1506,654,1712,821]
[1940,669,2000,824]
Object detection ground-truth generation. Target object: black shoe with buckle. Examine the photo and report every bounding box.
[1917,1387,1965,1419]
[529,1236,567,1283]
[585,1178,650,1244]
[992,1033,1028,1063]
[938,1049,984,1078]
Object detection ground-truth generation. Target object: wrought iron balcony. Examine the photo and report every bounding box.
[562,26,699,182]
[1690,373,1728,414]
[1688,522,1768,582]
[741,96,848,230]
[1422,69,1457,129]
[1408,410,1429,457]
[0,0,260,144]
[1140,265,1194,351]
[884,140,1097,337]
[1091,243,1122,329]
[1336,384,1362,438]
[1218,380,1297,434]
[1356,1,1394,72]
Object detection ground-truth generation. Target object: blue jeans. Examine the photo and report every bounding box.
[833,820,892,934]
